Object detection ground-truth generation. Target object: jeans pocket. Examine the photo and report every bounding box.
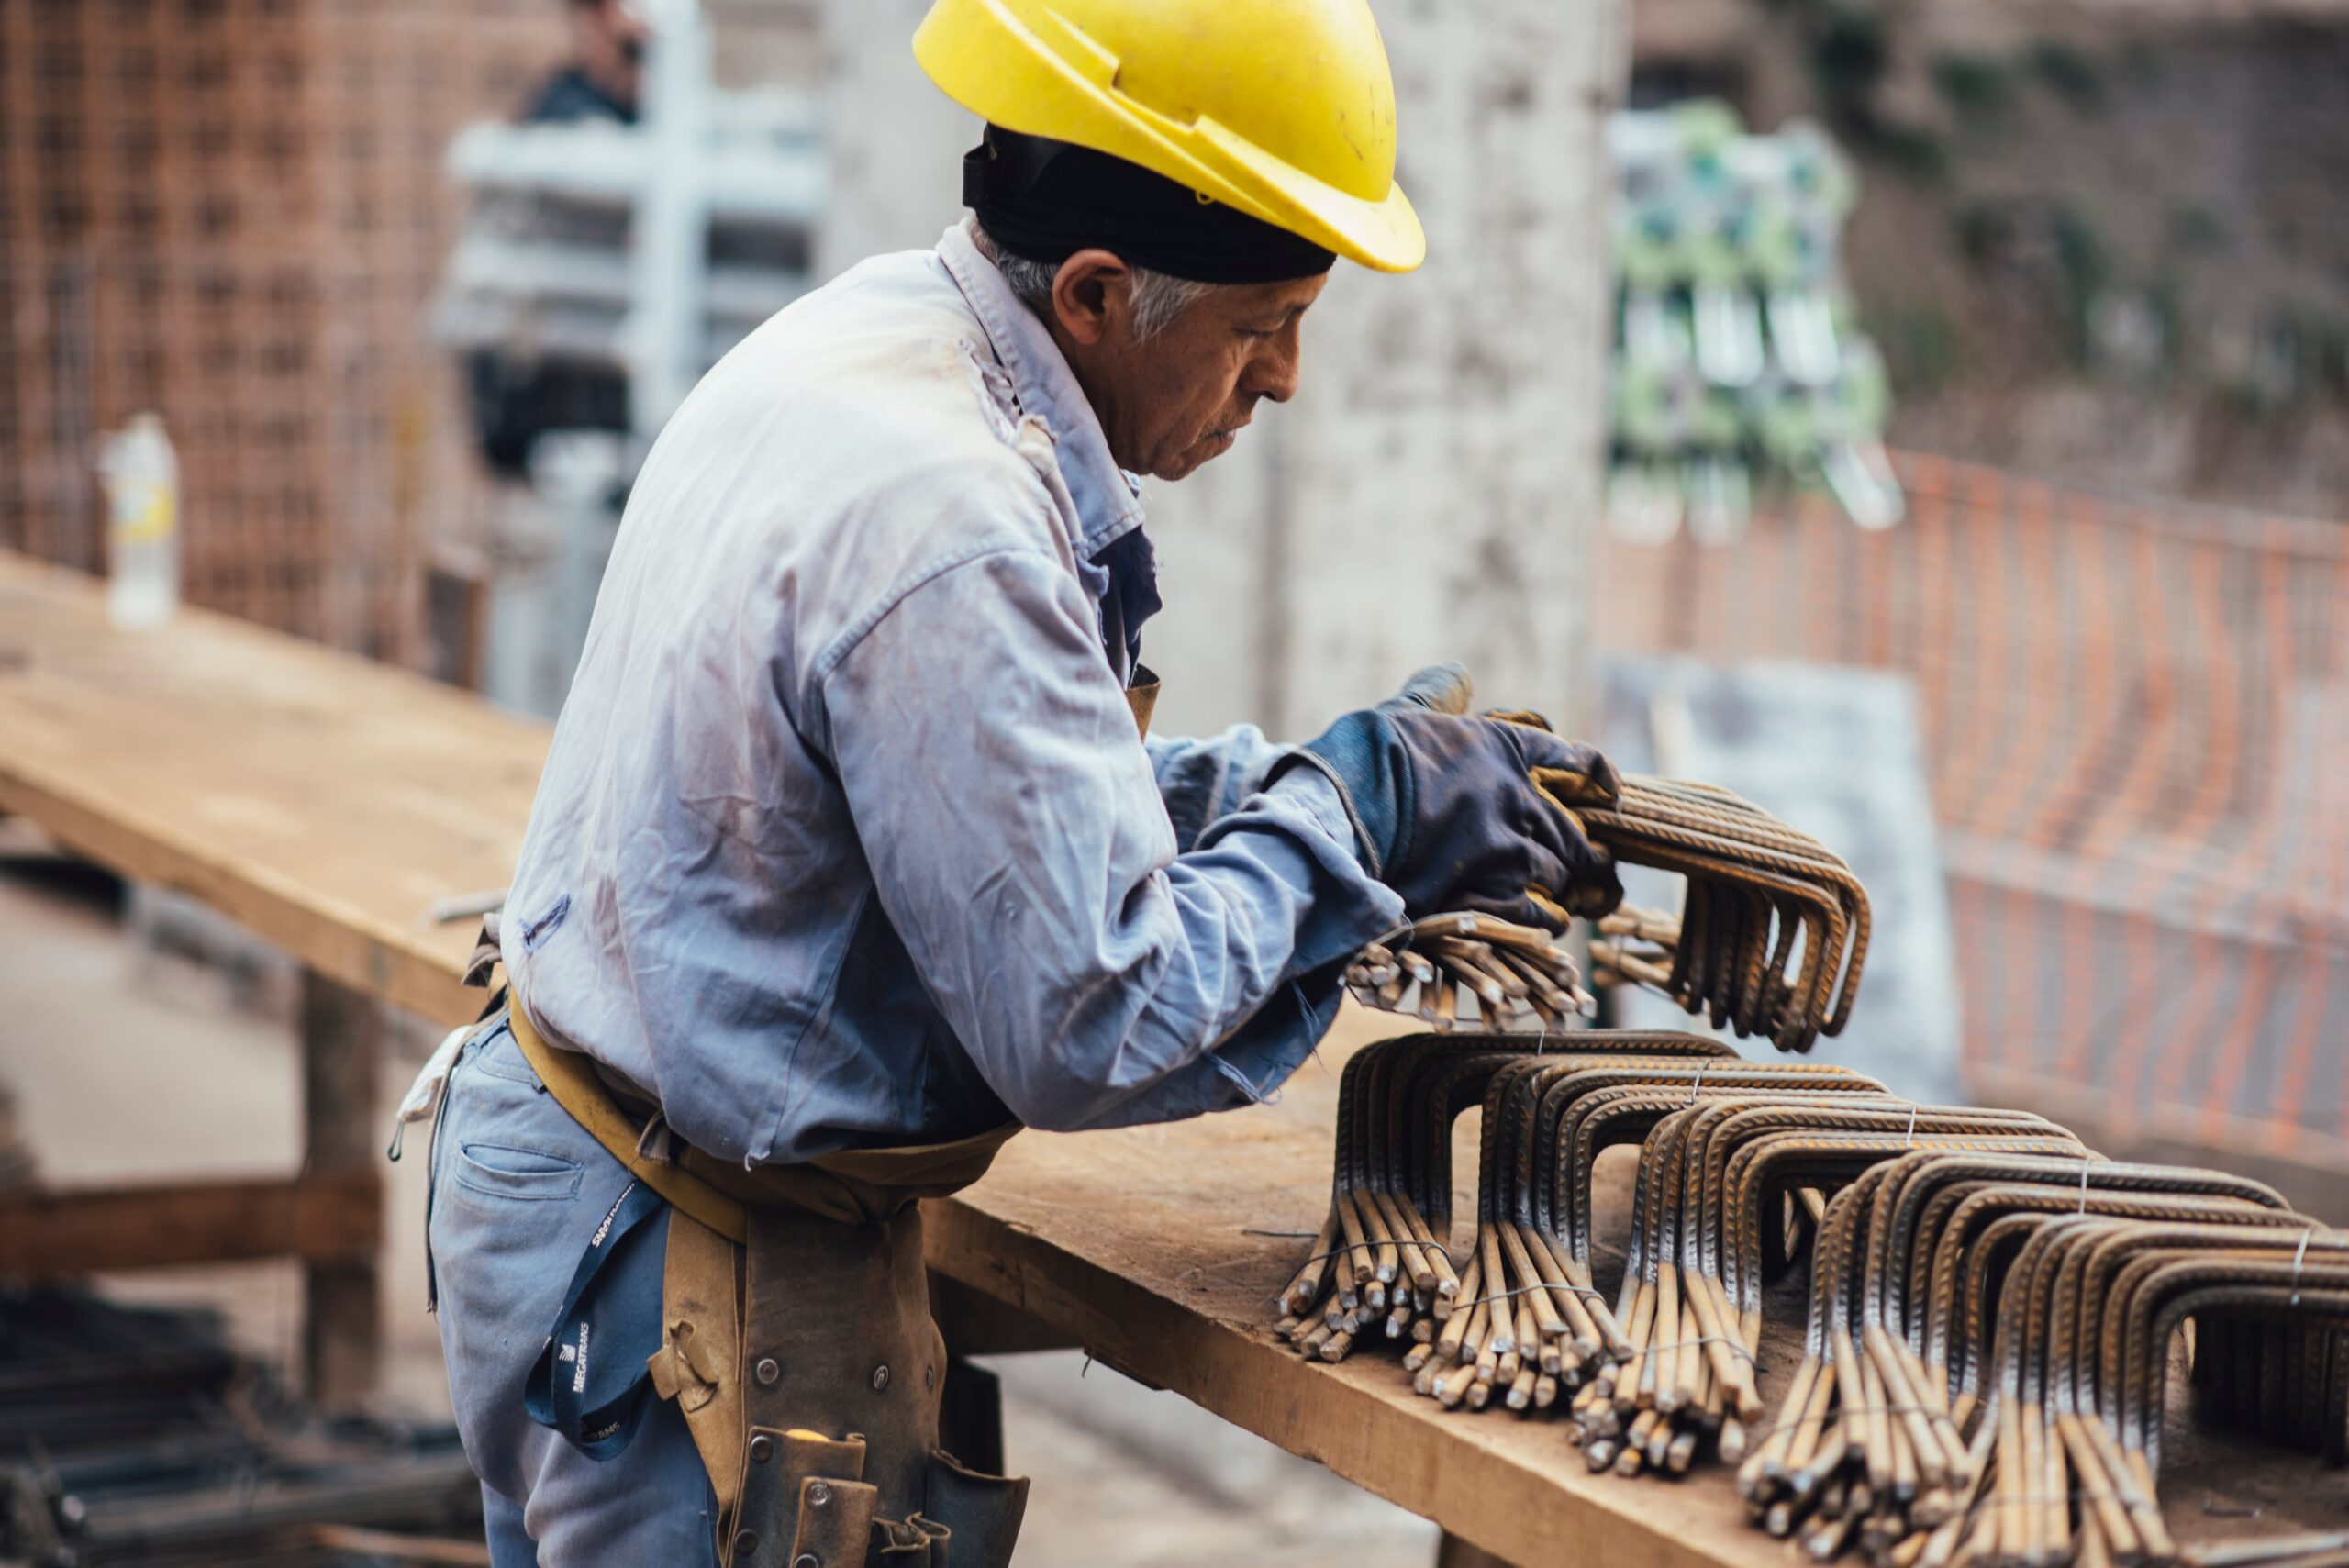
[454,1142,584,1202]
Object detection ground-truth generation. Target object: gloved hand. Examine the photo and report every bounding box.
[1271,666,1624,929]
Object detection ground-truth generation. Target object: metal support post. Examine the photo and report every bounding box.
[631,0,714,436]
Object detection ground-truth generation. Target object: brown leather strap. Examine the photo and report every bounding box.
[1125,664,1160,738]
[507,995,1020,1229]
[510,1000,753,1241]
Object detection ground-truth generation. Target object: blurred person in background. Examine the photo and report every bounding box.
[463,0,647,477]
[419,2,1625,1564]
[530,0,647,125]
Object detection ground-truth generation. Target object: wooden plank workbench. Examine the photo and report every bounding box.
[3,552,2343,1568]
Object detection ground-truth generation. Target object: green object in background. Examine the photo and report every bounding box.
[1609,99,1903,539]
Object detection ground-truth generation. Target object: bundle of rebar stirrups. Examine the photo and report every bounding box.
[1272,1033,2349,1568]
[1341,774,1867,1052]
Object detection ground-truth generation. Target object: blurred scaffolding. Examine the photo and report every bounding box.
[0,0,814,662]
[1599,452,2349,1170]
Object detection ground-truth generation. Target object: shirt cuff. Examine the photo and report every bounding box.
[1259,749,1384,879]
[1196,765,1404,977]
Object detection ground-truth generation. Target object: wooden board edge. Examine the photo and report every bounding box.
[0,1170,383,1276]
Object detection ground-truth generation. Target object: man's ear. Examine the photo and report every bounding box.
[1050,249,1132,347]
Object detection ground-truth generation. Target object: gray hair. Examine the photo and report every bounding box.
[974,224,1220,341]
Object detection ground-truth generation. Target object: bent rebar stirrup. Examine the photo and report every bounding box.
[1584,776,1871,1054]
[1284,773,2345,1568]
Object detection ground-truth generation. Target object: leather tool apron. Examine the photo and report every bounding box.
[509,1004,1022,1568]
[483,671,1161,1568]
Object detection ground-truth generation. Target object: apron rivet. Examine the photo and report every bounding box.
[731,1529,759,1556]
[870,1363,891,1391]
[754,1356,782,1386]
[793,1556,821,1568]
[807,1480,831,1507]
[748,1434,774,1463]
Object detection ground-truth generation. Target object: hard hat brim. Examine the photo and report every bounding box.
[1196,116,1425,274]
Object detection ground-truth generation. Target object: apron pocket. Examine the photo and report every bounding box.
[919,1448,1029,1568]
[784,1475,876,1568]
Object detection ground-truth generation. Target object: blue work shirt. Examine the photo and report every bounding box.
[498,221,1403,1167]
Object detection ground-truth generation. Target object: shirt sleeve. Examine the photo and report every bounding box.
[1143,724,1293,852]
[817,546,1403,1133]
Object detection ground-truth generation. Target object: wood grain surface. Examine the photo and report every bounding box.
[0,553,535,1024]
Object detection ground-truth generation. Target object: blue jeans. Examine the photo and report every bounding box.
[428,1018,721,1567]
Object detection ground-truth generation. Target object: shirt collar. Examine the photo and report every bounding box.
[936,221,1147,561]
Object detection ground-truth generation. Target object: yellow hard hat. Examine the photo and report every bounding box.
[913,0,1424,274]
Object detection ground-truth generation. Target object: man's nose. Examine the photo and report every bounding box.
[1245,322,1305,405]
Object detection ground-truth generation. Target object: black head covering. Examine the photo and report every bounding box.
[963,126,1336,285]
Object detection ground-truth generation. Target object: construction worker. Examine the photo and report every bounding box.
[530,0,648,126]
[416,3,1623,1564]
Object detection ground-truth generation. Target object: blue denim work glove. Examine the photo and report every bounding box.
[1270,666,1625,930]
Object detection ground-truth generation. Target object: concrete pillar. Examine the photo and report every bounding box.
[1237,0,1630,740]
[816,0,977,281]
[818,0,1629,740]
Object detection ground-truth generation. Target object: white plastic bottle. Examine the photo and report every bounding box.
[100,411,181,629]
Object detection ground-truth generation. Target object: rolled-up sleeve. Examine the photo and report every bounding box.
[817,545,1402,1133]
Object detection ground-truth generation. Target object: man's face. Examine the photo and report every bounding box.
[1119,276,1325,481]
[1048,259,1328,482]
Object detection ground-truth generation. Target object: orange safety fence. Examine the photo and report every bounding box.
[1597,452,2349,1160]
